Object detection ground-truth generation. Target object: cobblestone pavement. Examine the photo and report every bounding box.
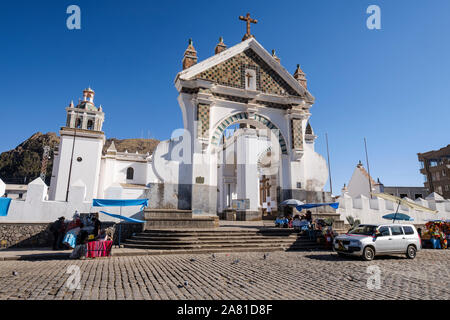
[0,249,448,300]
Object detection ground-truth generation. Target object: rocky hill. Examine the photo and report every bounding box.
[0,132,159,185]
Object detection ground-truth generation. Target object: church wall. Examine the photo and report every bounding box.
[337,193,450,225]
[146,161,159,184]
[347,168,372,198]
[97,157,117,199]
[149,139,194,211]
[301,142,329,192]
[53,134,103,202]
[0,178,148,224]
[110,160,147,186]
[48,152,60,200]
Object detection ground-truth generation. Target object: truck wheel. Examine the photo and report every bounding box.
[362,246,375,261]
[406,245,417,259]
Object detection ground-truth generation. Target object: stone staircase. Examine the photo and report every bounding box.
[123,229,320,254]
[311,212,348,234]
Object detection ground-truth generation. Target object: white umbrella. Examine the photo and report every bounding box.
[280,199,304,207]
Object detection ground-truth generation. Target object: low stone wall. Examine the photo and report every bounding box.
[0,223,52,249]
[0,222,144,249]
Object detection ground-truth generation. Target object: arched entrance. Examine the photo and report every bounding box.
[215,114,284,219]
[210,112,288,154]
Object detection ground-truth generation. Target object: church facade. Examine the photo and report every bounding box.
[48,20,330,220]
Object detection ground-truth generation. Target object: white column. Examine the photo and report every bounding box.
[236,131,259,212]
[82,112,88,129]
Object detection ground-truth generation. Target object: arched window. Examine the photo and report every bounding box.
[126,167,134,180]
[87,120,94,130]
[75,118,82,129]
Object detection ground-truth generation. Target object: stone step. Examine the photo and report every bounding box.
[125,237,313,246]
[133,233,304,240]
[123,241,317,250]
[140,230,298,236]
[130,236,302,242]
[144,209,193,219]
[144,217,219,229]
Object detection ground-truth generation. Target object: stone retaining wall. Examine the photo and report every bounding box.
[0,223,52,248]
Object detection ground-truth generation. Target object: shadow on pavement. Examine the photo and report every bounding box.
[304,253,408,262]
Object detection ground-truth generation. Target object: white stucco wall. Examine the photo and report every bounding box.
[337,193,450,225]
[0,178,145,223]
[52,133,104,202]
[347,166,374,198]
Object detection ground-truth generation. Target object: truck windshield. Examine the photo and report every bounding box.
[348,225,377,236]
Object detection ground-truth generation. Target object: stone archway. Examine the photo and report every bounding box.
[210,112,288,155]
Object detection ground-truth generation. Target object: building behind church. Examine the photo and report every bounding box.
[418,144,450,199]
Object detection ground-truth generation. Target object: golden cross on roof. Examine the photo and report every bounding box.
[239,13,258,41]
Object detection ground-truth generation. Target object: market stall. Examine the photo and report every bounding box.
[421,220,450,249]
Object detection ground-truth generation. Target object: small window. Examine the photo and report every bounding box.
[126,167,134,180]
[87,120,94,130]
[296,182,302,189]
[403,226,414,235]
[390,226,404,236]
[378,226,390,237]
[414,194,422,199]
[399,194,407,198]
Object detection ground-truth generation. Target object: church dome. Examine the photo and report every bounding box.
[76,101,98,112]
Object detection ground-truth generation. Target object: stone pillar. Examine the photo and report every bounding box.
[236,131,260,220]
[69,111,76,128]
[82,112,88,129]
[291,118,303,150]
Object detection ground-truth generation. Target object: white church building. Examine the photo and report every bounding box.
[1,22,336,223]
[46,32,330,221]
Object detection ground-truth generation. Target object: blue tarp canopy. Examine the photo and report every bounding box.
[98,211,145,223]
[92,198,148,223]
[0,198,12,216]
[92,199,148,210]
[296,202,339,211]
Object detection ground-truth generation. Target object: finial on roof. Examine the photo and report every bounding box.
[182,38,198,70]
[293,64,307,89]
[271,50,280,64]
[215,36,227,54]
[107,141,117,153]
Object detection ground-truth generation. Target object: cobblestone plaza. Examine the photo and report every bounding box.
[0,250,448,300]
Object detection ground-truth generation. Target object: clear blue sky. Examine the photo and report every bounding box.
[1,0,449,192]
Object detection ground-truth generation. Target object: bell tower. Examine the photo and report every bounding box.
[49,88,106,202]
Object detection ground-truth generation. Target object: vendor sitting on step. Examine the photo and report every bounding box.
[275,215,289,228]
